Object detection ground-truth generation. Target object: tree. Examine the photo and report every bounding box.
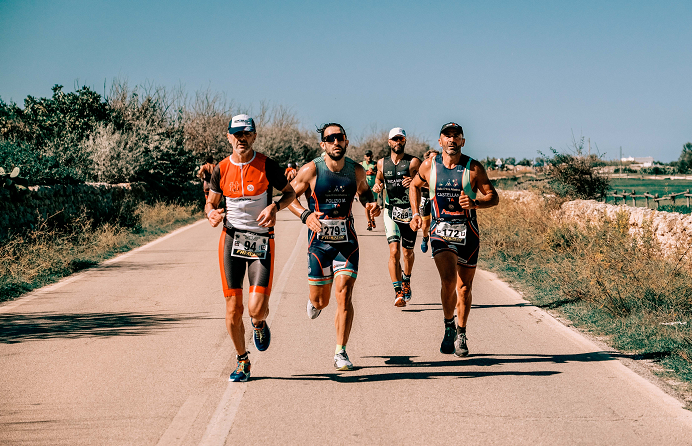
[677,142,692,174]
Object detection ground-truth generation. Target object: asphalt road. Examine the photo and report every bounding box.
[1,206,692,445]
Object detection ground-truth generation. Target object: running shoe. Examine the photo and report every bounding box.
[367,221,373,231]
[440,325,456,354]
[307,300,322,319]
[402,281,412,302]
[229,358,251,382]
[394,290,406,307]
[252,320,271,352]
[454,332,469,357]
[420,236,429,253]
[334,350,354,370]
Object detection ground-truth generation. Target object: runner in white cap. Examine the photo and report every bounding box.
[372,127,421,307]
[205,114,296,382]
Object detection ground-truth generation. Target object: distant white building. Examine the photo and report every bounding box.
[621,156,654,167]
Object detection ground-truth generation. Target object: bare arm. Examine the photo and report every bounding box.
[402,157,421,188]
[372,158,385,194]
[288,162,323,233]
[459,160,500,210]
[204,191,224,227]
[409,158,431,231]
[255,182,296,227]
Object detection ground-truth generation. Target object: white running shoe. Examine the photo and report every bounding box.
[334,350,354,370]
[307,300,321,319]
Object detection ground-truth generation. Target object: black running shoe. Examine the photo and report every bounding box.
[252,320,271,352]
[440,325,456,354]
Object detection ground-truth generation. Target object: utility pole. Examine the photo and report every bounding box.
[588,138,591,157]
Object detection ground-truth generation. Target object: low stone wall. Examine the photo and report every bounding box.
[498,190,691,256]
[0,181,202,238]
[560,199,692,256]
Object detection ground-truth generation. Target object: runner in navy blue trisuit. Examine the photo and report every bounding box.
[409,122,499,358]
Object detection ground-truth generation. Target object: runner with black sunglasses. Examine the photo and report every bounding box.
[288,123,380,370]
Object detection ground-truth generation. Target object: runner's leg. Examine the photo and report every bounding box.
[333,274,356,345]
[455,265,476,328]
[225,293,247,355]
[433,250,459,320]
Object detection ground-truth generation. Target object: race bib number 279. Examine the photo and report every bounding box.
[318,219,348,243]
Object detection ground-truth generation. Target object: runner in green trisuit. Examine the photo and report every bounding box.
[372,127,421,307]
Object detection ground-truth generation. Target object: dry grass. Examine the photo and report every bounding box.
[0,202,201,302]
[479,194,692,383]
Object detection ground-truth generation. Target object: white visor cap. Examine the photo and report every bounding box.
[388,127,406,139]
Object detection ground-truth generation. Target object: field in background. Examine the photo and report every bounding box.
[0,202,202,303]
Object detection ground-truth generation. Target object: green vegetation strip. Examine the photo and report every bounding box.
[478,195,692,404]
[0,202,202,303]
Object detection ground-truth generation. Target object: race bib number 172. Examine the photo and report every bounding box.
[435,222,467,245]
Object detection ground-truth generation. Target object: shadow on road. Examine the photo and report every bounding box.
[402,303,442,313]
[255,352,622,383]
[0,312,206,344]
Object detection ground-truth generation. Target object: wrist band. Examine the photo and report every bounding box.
[300,209,313,224]
[206,209,215,219]
[412,212,420,217]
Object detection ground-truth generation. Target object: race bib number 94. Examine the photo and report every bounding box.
[391,206,412,223]
[435,222,467,245]
[318,219,348,243]
[232,231,269,259]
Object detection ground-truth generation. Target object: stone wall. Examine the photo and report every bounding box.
[498,190,692,257]
[0,181,202,238]
[560,199,692,257]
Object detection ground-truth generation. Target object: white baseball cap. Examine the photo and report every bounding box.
[388,127,406,139]
[228,114,256,134]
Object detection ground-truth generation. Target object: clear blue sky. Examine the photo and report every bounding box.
[1,0,690,162]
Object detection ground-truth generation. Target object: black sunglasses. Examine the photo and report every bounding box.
[391,136,405,142]
[323,133,346,143]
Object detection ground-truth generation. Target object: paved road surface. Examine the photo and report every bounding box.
[2,207,691,445]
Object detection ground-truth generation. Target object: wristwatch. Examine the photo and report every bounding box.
[472,199,480,208]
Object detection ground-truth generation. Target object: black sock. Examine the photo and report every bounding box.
[402,273,411,282]
[444,317,456,328]
[457,326,466,334]
[237,352,249,361]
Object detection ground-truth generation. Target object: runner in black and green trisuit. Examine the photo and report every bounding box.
[372,127,421,307]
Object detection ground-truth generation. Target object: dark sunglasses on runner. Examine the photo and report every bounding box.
[323,133,346,143]
[391,136,405,142]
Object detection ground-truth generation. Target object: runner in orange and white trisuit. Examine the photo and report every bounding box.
[409,122,498,357]
[205,114,296,382]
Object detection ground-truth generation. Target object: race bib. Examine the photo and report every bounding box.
[391,206,412,223]
[435,222,467,245]
[231,231,269,259]
[318,219,349,243]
